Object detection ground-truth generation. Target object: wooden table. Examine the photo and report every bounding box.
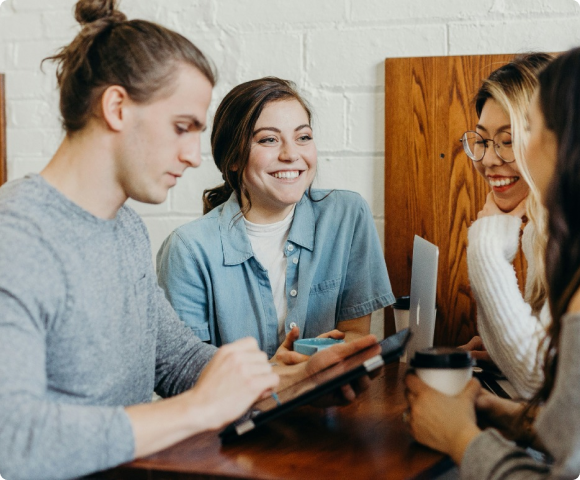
[103,362,453,480]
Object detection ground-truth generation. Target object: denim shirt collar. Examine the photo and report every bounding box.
[219,192,315,266]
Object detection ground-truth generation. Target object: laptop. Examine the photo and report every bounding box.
[406,235,439,361]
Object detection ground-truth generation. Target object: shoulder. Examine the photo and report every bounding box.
[306,189,368,214]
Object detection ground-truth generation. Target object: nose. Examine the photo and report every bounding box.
[480,142,503,168]
[179,136,202,169]
[279,142,300,162]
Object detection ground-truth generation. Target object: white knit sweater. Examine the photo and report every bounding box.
[467,215,551,399]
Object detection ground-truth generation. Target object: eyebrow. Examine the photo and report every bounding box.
[475,124,511,133]
[175,115,207,132]
[253,124,312,135]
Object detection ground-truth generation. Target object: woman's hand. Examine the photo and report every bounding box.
[478,192,527,219]
[404,374,482,464]
[475,390,527,441]
[457,335,493,363]
[270,327,346,366]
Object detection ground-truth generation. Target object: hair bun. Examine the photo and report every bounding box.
[74,0,126,26]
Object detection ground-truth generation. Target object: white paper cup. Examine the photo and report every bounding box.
[410,348,474,396]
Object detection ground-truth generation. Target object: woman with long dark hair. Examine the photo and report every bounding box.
[405,48,580,478]
[157,77,394,362]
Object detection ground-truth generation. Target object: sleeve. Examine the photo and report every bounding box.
[0,228,134,480]
[151,278,217,398]
[156,230,212,340]
[460,429,551,480]
[467,215,546,399]
[338,194,396,321]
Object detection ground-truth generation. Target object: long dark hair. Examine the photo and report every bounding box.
[531,47,580,405]
[204,77,312,215]
[44,0,216,134]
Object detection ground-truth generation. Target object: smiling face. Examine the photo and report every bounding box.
[473,98,529,212]
[116,65,213,204]
[241,99,317,223]
[525,93,558,203]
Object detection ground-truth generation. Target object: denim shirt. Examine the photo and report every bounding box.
[156,189,395,358]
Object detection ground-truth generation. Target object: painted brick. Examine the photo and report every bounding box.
[302,90,346,152]
[9,99,58,128]
[497,0,580,15]
[42,9,79,39]
[313,155,384,216]
[0,42,7,71]
[449,18,580,55]
[170,157,223,215]
[234,31,302,84]
[12,0,74,11]
[307,26,446,88]
[143,216,198,267]
[7,128,46,156]
[350,0,495,22]
[14,40,63,69]
[8,157,50,179]
[5,71,56,99]
[0,12,42,40]
[216,0,346,27]
[346,92,384,153]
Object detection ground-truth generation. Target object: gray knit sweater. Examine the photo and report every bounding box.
[0,175,216,480]
[461,312,580,479]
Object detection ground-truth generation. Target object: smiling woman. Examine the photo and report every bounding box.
[157,77,395,361]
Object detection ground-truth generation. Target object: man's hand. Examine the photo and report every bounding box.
[188,337,279,430]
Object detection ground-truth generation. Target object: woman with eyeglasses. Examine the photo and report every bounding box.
[405,45,580,479]
[458,53,553,399]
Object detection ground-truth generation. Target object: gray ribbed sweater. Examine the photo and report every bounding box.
[0,175,216,480]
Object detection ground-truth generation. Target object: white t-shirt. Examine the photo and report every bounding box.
[244,208,295,344]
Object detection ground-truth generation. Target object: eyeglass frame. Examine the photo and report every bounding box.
[459,130,515,163]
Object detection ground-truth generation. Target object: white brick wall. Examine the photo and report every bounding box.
[2,0,580,338]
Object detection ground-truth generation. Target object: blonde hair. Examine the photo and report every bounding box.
[475,53,553,313]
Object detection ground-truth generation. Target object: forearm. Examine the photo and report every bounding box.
[127,391,214,458]
[337,314,371,341]
[468,216,545,397]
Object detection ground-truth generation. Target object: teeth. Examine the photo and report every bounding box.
[489,177,518,187]
[272,171,300,179]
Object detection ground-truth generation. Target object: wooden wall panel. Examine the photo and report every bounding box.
[0,74,6,186]
[384,54,527,346]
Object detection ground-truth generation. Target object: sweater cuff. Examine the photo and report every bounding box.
[468,215,522,262]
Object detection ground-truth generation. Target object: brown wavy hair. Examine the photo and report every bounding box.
[204,77,312,215]
[529,48,580,408]
[43,0,216,134]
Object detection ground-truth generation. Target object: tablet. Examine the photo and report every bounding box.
[219,328,411,443]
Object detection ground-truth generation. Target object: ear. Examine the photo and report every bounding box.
[100,85,130,132]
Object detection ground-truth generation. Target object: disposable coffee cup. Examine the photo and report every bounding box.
[392,296,410,362]
[410,347,474,396]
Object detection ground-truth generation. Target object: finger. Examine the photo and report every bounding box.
[470,350,490,360]
[222,336,260,353]
[317,329,346,340]
[404,372,433,394]
[280,326,300,349]
[339,384,356,403]
[332,334,378,356]
[462,378,482,400]
[276,350,310,365]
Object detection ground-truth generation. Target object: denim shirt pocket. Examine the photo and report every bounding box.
[306,276,342,334]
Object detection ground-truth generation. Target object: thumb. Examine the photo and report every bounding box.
[464,378,482,400]
[280,326,300,349]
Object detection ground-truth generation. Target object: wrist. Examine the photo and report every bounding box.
[180,388,221,433]
[448,424,481,464]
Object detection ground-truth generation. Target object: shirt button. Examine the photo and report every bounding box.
[292,257,299,265]
[289,322,297,329]
[287,244,294,252]
[290,289,297,297]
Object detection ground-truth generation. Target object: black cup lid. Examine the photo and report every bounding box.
[392,296,410,309]
[410,347,474,369]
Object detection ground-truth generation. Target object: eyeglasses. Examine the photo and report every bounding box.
[459,130,515,163]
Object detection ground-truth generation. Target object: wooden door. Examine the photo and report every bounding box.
[383,54,527,346]
[0,74,6,186]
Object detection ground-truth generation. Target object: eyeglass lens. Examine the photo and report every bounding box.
[462,131,514,162]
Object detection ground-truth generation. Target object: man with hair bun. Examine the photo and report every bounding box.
[0,1,377,479]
